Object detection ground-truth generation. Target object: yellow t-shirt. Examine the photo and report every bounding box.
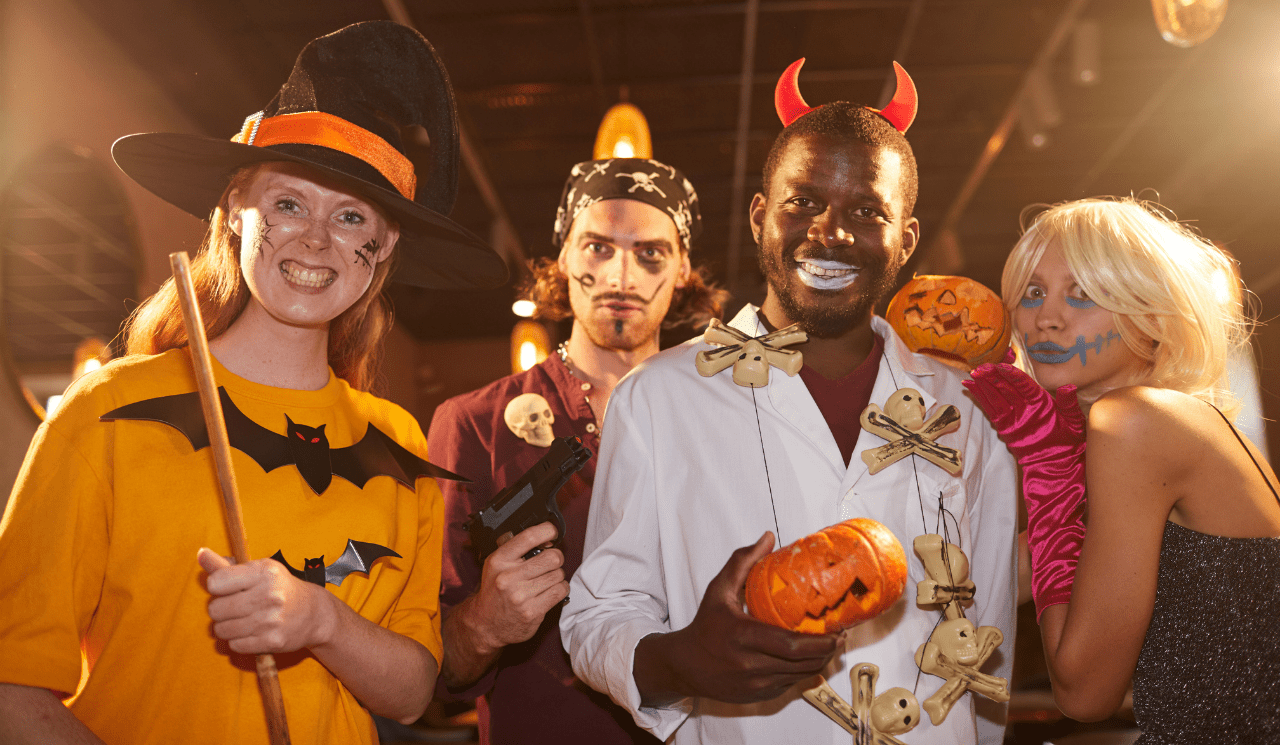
[0,349,444,744]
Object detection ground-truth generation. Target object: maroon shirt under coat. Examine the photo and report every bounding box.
[427,354,657,745]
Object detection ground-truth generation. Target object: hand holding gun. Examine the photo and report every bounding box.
[465,435,592,561]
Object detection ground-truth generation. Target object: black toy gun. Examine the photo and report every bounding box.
[465,435,592,561]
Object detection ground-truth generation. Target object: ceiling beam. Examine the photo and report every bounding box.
[418,0,984,25]
[13,184,137,267]
[925,0,1090,271]
[460,62,1029,108]
[578,0,609,111]
[1073,46,1205,196]
[724,0,762,293]
[876,0,926,108]
[4,242,122,305]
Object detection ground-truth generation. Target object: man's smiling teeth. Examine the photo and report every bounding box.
[280,260,337,288]
[796,259,860,290]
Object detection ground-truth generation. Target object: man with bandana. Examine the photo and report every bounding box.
[427,158,727,745]
[560,66,1018,744]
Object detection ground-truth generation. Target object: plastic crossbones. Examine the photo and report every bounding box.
[802,665,920,744]
[695,318,807,388]
[859,388,964,475]
[914,618,1009,725]
[914,534,976,621]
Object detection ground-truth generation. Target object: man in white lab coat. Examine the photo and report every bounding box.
[561,80,1018,745]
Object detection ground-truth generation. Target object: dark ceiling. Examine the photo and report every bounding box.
[65,0,1280,343]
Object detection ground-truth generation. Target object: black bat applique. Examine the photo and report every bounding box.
[271,539,400,587]
[100,388,469,495]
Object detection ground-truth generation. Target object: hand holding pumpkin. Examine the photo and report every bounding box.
[745,518,908,634]
[633,532,844,707]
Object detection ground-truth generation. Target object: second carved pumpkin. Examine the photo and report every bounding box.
[886,274,1011,370]
[745,518,907,634]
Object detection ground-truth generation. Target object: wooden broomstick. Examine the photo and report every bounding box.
[169,252,292,745]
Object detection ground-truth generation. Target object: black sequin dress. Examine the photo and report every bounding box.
[1130,409,1280,744]
[1131,521,1280,743]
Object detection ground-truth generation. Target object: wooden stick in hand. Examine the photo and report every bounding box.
[168,251,292,745]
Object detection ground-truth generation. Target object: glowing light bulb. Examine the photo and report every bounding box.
[612,136,636,159]
[1151,0,1228,48]
[518,341,539,372]
[510,319,550,373]
[512,299,536,317]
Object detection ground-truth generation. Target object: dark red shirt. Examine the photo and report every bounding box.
[427,354,657,745]
[798,334,884,466]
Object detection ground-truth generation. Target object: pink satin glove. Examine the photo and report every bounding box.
[962,363,1086,620]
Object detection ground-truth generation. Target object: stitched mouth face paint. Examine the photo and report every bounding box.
[1024,330,1120,366]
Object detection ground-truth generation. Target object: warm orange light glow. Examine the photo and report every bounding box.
[593,103,652,160]
[511,320,551,373]
[1151,0,1227,47]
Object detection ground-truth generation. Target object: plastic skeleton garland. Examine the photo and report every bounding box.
[911,536,1009,724]
[803,664,921,744]
[695,319,808,388]
[915,619,1009,725]
[914,534,975,621]
[859,388,963,475]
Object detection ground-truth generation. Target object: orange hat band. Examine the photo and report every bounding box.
[232,111,417,200]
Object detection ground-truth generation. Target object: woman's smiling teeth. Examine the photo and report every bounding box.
[796,258,860,290]
[280,259,337,288]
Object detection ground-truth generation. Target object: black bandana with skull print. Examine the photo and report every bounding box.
[551,157,702,251]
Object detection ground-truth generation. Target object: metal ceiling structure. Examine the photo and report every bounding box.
[44,0,1280,351]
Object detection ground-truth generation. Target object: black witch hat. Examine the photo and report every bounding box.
[112,20,508,290]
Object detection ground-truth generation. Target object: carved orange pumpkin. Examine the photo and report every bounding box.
[886,274,1011,370]
[745,518,907,634]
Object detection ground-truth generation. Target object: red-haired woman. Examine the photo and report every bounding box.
[0,21,506,745]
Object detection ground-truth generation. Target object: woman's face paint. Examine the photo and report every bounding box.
[1013,242,1144,400]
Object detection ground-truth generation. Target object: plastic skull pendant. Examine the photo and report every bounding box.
[504,393,556,447]
[870,686,921,735]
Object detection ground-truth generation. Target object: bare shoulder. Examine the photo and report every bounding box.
[1087,386,1212,470]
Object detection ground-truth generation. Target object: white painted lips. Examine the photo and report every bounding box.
[795,259,860,290]
[280,260,337,288]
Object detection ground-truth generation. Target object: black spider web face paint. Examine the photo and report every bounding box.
[259,218,277,257]
[355,239,378,270]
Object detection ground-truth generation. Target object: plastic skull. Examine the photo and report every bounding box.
[504,393,555,447]
[870,687,921,735]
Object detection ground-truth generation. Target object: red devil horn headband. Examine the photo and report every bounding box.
[774,58,918,133]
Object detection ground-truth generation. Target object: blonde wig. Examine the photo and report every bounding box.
[1002,197,1250,413]
[124,164,398,392]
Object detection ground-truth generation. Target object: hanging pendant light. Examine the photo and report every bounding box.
[593,103,653,160]
[511,320,551,373]
[1151,0,1228,48]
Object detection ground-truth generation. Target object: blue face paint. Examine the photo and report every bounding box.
[1065,295,1096,309]
[1019,295,1043,309]
[1024,330,1120,366]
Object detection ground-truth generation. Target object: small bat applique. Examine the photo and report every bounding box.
[101,387,470,495]
[271,539,400,587]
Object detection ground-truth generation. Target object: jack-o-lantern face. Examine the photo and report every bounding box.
[745,518,907,634]
[886,275,1011,370]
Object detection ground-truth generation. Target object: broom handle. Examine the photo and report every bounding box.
[169,252,292,745]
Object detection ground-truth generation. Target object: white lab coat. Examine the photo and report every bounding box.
[562,306,1019,745]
